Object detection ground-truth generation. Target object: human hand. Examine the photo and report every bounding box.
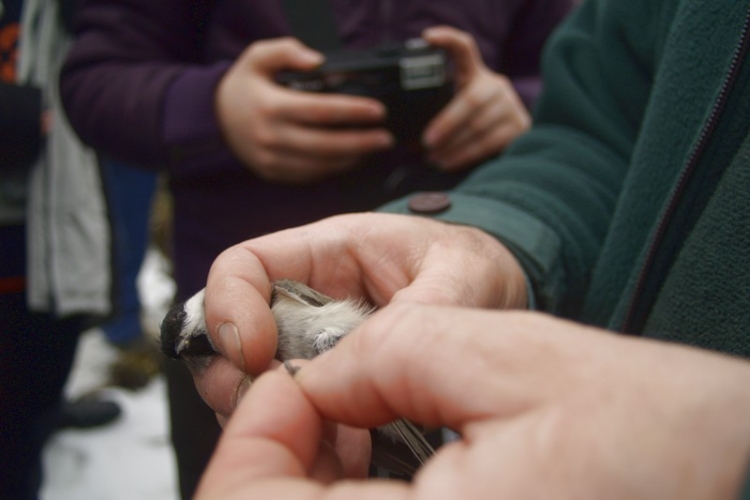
[215,38,394,183]
[196,305,750,500]
[193,212,527,418]
[421,26,531,171]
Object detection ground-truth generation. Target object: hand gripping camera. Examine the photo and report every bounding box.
[277,39,453,144]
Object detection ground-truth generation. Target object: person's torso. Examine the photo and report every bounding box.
[202,0,527,73]
[582,0,750,356]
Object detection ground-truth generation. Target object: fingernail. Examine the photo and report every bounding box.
[219,322,246,371]
[283,360,301,377]
[216,414,228,428]
[236,376,253,404]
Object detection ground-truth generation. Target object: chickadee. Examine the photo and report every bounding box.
[160,279,434,477]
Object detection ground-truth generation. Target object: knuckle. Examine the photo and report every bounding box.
[462,86,487,109]
[253,128,277,149]
[468,116,487,136]
[251,148,277,170]
[486,129,511,152]
[455,30,474,48]
[254,97,279,121]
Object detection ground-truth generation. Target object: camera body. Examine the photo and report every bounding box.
[277,39,453,144]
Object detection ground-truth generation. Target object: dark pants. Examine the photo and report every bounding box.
[0,224,83,500]
[163,360,222,499]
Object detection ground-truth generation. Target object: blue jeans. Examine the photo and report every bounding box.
[99,160,157,346]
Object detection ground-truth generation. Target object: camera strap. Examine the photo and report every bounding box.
[280,0,341,51]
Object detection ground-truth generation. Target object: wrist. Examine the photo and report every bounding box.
[456,224,529,310]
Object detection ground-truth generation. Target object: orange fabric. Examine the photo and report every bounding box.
[0,23,19,83]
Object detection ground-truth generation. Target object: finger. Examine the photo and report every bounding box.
[235,90,391,181]
[279,361,372,479]
[261,123,393,165]
[195,369,323,498]
[192,356,252,418]
[424,90,500,161]
[422,25,483,83]
[274,91,388,127]
[296,306,611,431]
[428,95,517,170]
[434,84,530,169]
[242,39,387,126]
[191,356,283,418]
[326,422,372,479]
[422,76,498,150]
[203,247,278,374]
[309,421,373,482]
[425,74,530,169]
[244,37,324,74]
[433,120,523,171]
[250,82,386,127]
[196,368,406,500]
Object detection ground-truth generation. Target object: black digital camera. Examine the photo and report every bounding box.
[276,39,453,144]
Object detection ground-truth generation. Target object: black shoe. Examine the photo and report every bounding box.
[57,398,122,430]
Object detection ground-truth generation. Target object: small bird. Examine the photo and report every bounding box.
[160,279,434,477]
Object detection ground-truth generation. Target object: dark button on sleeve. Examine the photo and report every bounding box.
[407,192,452,214]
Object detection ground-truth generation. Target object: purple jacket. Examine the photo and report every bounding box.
[61,0,576,298]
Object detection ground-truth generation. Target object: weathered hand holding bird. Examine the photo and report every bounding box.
[160,279,434,477]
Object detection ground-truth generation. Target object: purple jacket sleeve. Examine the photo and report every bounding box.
[60,0,236,176]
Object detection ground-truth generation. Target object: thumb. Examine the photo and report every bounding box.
[196,367,374,499]
[422,25,483,84]
[195,370,322,498]
[241,37,324,74]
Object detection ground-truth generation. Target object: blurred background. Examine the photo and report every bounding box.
[41,246,179,500]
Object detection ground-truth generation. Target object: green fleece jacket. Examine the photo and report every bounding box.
[386,0,750,493]
[386,0,749,357]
